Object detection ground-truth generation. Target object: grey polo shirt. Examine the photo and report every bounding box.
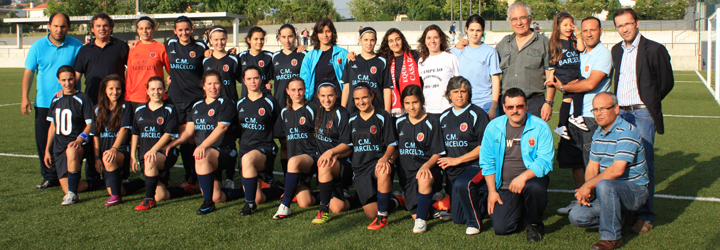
[495,31,550,95]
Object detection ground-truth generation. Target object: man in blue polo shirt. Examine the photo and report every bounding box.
[549,16,613,215]
[21,12,82,189]
[568,92,649,250]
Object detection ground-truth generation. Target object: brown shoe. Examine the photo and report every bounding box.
[591,239,622,250]
[630,219,654,234]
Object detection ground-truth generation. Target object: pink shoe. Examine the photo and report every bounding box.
[104,195,123,207]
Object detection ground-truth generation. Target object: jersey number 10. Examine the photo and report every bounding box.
[55,108,73,135]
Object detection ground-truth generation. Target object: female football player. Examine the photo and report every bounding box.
[125,16,170,109]
[300,18,348,101]
[417,25,459,116]
[341,27,391,114]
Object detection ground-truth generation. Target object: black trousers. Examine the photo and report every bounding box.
[35,107,57,182]
[487,176,549,235]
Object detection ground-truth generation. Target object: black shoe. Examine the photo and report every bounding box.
[196,200,215,215]
[240,203,256,216]
[526,224,544,242]
[36,180,57,189]
[272,180,285,190]
[265,174,275,187]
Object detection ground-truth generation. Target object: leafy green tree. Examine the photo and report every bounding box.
[561,0,604,20]
[406,0,445,20]
[349,0,379,21]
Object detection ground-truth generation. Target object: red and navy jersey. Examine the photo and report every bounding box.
[166,38,207,102]
[396,115,445,172]
[190,98,237,147]
[204,54,240,101]
[439,104,489,167]
[236,93,279,150]
[90,104,133,152]
[47,93,94,152]
[316,106,351,153]
[341,55,391,113]
[348,109,397,168]
[272,50,306,107]
[238,50,274,98]
[278,103,317,157]
[131,103,179,157]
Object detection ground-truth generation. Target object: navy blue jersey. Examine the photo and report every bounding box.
[190,98,237,148]
[132,103,180,157]
[550,39,581,84]
[348,109,397,168]
[47,93,94,152]
[90,104,133,152]
[341,55,391,113]
[439,104,489,169]
[237,93,279,150]
[272,50,306,107]
[279,103,317,157]
[315,106,351,153]
[396,115,445,172]
[315,48,338,89]
[238,50,274,98]
[204,53,240,101]
[166,38,207,101]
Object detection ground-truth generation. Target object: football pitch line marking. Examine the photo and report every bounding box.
[5,151,720,202]
[0,102,20,107]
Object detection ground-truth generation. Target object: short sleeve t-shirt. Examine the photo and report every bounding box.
[316,106,352,153]
[47,93,94,153]
[341,55,390,113]
[449,44,502,110]
[396,115,445,172]
[549,39,581,85]
[75,37,129,104]
[238,50,275,97]
[578,43,613,117]
[126,41,170,103]
[236,94,279,150]
[90,104,133,152]
[166,39,206,102]
[272,50,306,107]
[501,122,525,189]
[25,35,83,108]
[279,103,318,157]
[204,54,240,101]
[439,104,490,172]
[190,98,237,147]
[348,109,397,169]
[131,103,179,156]
[418,52,459,114]
[315,48,338,89]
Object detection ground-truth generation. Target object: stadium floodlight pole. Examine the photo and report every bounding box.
[479,0,481,16]
[451,0,454,23]
[459,0,463,36]
[136,0,140,14]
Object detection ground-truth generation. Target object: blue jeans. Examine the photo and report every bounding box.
[568,179,649,240]
[619,108,656,223]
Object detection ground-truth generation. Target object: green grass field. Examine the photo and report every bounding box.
[0,69,718,249]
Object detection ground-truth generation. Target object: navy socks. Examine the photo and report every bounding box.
[144,175,158,200]
[282,173,300,206]
[243,177,258,204]
[198,174,215,201]
[416,193,433,220]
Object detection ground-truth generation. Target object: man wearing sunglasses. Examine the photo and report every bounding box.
[479,88,554,242]
[568,92,649,250]
[611,8,674,234]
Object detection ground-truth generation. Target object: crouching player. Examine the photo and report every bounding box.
[44,65,103,205]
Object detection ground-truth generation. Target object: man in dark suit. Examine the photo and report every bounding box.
[611,8,674,235]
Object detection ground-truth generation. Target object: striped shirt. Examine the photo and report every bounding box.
[590,117,649,186]
[616,34,644,106]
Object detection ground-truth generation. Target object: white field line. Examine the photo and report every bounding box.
[695,70,720,107]
[0,102,21,107]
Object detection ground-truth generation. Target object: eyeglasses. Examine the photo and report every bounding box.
[616,21,636,30]
[509,15,531,23]
[504,104,526,110]
[591,105,615,114]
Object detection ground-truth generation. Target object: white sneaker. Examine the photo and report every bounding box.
[273,204,291,219]
[223,179,235,189]
[413,218,427,233]
[557,200,577,214]
[569,116,589,131]
[466,227,480,235]
[61,191,78,205]
[554,126,571,140]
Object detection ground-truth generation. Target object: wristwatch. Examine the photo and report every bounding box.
[559,84,565,94]
[544,100,554,107]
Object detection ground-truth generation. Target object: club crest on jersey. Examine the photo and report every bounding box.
[370,125,377,134]
[326,121,333,128]
[460,122,468,132]
[223,64,229,72]
[291,59,298,66]
[259,60,265,67]
[150,52,157,58]
[299,116,306,125]
[337,58,342,65]
[417,132,425,142]
[157,117,164,125]
[190,51,196,58]
[529,137,536,147]
[258,108,266,116]
[208,109,215,116]
[585,65,590,73]
[370,66,377,74]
